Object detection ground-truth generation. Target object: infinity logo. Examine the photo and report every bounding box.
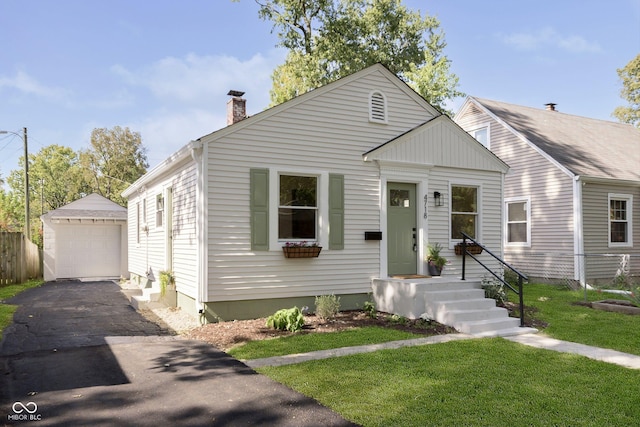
[12,401,38,414]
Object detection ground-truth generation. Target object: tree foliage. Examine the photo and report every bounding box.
[613,54,640,128]
[79,126,148,206]
[0,126,148,245]
[253,0,463,111]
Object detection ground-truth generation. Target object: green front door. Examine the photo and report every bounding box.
[387,182,417,276]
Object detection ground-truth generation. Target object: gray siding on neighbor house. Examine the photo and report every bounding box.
[456,104,578,280]
[202,68,437,302]
[582,181,640,282]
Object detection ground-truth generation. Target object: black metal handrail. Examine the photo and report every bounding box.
[459,232,528,327]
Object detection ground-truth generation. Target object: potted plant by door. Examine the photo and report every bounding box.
[426,243,447,276]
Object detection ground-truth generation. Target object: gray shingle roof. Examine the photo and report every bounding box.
[474,97,640,181]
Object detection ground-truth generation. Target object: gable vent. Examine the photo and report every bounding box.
[369,90,388,124]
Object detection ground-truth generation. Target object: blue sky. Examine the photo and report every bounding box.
[1,0,639,178]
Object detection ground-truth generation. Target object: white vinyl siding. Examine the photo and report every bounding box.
[204,68,436,301]
[456,102,577,280]
[127,161,198,297]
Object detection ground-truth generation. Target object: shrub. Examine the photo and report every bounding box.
[159,270,175,297]
[315,294,341,320]
[482,277,508,305]
[363,301,376,318]
[266,307,305,332]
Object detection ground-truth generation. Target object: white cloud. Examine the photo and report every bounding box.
[0,70,71,100]
[112,50,285,108]
[499,27,602,53]
[111,50,286,168]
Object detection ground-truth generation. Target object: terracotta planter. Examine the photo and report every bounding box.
[282,246,322,258]
[592,299,640,315]
[455,243,483,255]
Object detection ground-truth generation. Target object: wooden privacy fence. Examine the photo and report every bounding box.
[0,232,43,285]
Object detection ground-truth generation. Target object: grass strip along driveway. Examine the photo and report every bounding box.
[235,284,640,426]
[0,279,44,340]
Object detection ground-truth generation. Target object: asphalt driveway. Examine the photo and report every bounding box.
[0,281,356,426]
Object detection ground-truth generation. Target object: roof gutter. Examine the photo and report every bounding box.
[122,140,203,198]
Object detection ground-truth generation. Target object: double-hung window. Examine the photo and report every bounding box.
[451,185,478,240]
[506,198,530,246]
[156,193,164,228]
[609,194,633,246]
[278,175,318,240]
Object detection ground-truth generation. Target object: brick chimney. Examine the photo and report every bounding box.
[227,90,246,125]
[545,103,557,111]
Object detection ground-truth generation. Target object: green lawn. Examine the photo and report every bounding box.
[243,283,640,426]
[520,283,640,355]
[0,279,44,340]
[258,338,640,426]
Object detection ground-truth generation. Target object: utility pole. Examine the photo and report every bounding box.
[0,127,29,239]
[23,127,30,239]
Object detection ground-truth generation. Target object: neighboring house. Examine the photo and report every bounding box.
[455,97,640,286]
[122,64,509,321]
[41,193,128,281]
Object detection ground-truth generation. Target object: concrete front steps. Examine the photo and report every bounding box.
[120,284,161,310]
[372,277,537,337]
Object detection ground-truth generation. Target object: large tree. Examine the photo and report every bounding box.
[613,54,640,128]
[252,0,463,111]
[79,126,148,206]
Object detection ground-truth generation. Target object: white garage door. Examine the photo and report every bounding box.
[56,224,121,279]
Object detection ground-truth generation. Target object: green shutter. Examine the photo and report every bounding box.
[328,173,344,250]
[250,168,269,251]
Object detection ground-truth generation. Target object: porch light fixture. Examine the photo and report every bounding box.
[434,191,443,207]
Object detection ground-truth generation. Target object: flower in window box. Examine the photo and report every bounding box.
[283,241,322,257]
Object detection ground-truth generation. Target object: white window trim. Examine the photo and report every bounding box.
[505,196,531,248]
[269,168,329,250]
[449,182,482,247]
[155,193,165,229]
[608,193,633,247]
[467,123,491,149]
[369,90,388,124]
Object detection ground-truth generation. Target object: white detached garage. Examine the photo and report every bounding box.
[41,193,128,281]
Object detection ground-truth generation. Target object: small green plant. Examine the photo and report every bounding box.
[315,294,341,320]
[363,301,376,318]
[389,314,407,325]
[159,270,175,297]
[426,243,447,269]
[482,277,508,305]
[266,307,305,332]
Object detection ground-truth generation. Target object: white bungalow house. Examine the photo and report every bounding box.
[455,97,640,286]
[122,64,516,332]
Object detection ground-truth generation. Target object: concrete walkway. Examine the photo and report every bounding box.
[245,332,640,370]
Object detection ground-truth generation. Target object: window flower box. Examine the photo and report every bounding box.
[454,242,483,256]
[282,242,322,258]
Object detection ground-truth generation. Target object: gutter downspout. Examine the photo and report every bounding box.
[190,139,208,323]
[573,175,586,286]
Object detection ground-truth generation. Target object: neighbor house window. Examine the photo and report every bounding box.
[451,185,478,239]
[156,193,164,228]
[609,194,633,246]
[469,125,490,149]
[369,90,388,124]
[279,175,318,240]
[506,198,530,246]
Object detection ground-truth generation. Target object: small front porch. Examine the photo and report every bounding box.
[372,276,537,337]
